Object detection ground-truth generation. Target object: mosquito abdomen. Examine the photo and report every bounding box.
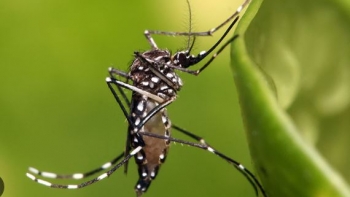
[130,96,171,195]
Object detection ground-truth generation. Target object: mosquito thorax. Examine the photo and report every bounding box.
[129,49,183,100]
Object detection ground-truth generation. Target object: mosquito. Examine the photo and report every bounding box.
[26,0,267,196]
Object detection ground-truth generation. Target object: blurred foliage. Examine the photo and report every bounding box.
[232,0,350,196]
[0,0,257,197]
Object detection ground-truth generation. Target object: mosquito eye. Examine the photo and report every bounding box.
[176,53,188,67]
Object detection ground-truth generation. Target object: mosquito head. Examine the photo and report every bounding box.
[172,49,206,69]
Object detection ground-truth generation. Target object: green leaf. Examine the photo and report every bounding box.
[231,0,350,196]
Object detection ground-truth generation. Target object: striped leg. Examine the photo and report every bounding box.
[139,132,267,197]
[144,0,249,48]
[26,147,142,189]
[26,84,174,189]
[172,124,211,146]
[27,152,124,180]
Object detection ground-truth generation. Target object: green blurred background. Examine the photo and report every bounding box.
[0,0,256,196]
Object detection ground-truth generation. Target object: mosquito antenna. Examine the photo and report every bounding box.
[188,36,196,54]
[186,0,194,51]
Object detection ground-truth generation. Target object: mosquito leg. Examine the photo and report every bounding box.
[106,77,148,147]
[106,78,134,125]
[116,83,131,106]
[106,74,132,173]
[108,67,132,79]
[195,35,239,74]
[26,147,142,189]
[144,30,159,49]
[26,76,138,182]
[171,124,210,146]
[144,0,249,49]
[144,0,249,38]
[28,152,124,180]
[106,77,164,104]
[25,74,165,186]
[139,132,267,197]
